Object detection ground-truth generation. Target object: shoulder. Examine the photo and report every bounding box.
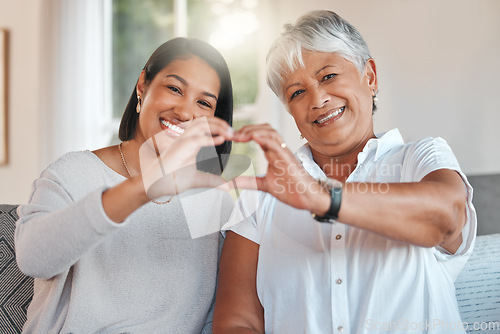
[22,151,110,205]
[406,136,450,151]
[402,136,457,164]
[40,150,108,186]
[44,150,100,174]
[399,136,461,182]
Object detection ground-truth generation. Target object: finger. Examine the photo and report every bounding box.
[233,125,274,142]
[190,171,230,190]
[213,181,231,192]
[185,117,234,139]
[250,134,296,166]
[230,175,267,192]
[154,124,228,161]
[252,133,284,151]
[232,123,275,142]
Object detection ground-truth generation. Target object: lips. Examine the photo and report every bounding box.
[160,118,185,135]
[314,106,346,124]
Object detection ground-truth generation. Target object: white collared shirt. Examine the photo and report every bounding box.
[224,128,477,334]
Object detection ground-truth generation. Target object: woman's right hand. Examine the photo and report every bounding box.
[102,117,233,223]
[140,116,234,201]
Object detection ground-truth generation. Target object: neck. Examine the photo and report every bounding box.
[310,133,375,182]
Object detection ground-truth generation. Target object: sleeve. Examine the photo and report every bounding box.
[220,189,263,245]
[402,137,477,281]
[15,155,128,279]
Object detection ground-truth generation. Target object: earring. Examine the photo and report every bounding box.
[300,133,304,140]
[136,95,142,114]
[372,90,378,103]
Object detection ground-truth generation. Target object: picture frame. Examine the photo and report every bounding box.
[0,29,7,165]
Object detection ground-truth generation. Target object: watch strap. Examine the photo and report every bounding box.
[312,181,342,223]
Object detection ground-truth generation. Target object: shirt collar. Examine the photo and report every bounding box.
[369,128,405,162]
[296,144,326,179]
[295,128,404,177]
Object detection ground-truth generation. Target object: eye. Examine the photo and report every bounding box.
[197,100,213,109]
[321,73,337,82]
[167,86,181,94]
[289,89,305,102]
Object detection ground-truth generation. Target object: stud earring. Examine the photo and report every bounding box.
[300,133,304,140]
[136,95,142,114]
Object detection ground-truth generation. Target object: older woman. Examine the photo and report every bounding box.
[214,10,476,334]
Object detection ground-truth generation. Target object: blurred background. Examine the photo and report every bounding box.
[0,0,499,205]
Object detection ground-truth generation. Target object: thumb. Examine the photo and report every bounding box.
[190,171,230,191]
[230,175,267,192]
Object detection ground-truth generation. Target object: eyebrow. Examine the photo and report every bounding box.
[315,65,337,75]
[285,64,341,93]
[285,82,300,93]
[166,74,218,101]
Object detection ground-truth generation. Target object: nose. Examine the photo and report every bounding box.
[172,103,201,122]
[309,83,330,109]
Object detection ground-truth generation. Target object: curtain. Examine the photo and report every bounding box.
[40,0,112,167]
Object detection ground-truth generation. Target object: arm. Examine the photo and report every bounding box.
[15,117,233,278]
[105,117,233,223]
[213,231,264,334]
[232,125,467,252]
[15,172,132,278]
[340,169,466,252]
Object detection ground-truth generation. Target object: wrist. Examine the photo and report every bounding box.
[130,175,151,205]
[312,179,343,223]
[309,185,331,216]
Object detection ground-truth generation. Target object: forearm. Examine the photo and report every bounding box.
[338,181,462,247]
[310,168,467,247]
[15,188,125,278]
[16,176,149,278]
[102,176,150,223]
[214,325,263,334]
[214,232,264,334]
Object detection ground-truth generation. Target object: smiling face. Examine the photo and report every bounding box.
[134,55,221,142]
[283,51,378,159]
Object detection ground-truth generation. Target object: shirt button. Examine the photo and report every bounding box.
[336,234,342,240]
[336,278,342,284]
[338,326,344,332]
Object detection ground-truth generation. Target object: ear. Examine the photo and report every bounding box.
[136,70,147,97]
[364,58,378,93]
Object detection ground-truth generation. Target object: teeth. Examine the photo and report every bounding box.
[316,107,345,124]
[161,119,185,134]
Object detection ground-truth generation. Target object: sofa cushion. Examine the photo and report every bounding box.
[0,204,33,334]
[455,233,500,333]
[1,204,499,333]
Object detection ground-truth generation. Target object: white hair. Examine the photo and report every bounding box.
[266,10,372,103]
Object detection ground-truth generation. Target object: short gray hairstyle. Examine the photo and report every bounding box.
[266,10,372,103]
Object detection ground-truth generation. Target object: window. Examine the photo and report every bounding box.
[110,0,260,159]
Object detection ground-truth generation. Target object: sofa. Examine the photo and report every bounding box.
[0,205,34,334]
[1,204,499,333]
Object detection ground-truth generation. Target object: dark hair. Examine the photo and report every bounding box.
[119,37,234,163]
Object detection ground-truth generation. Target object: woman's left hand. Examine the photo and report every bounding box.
[232,124,330,215]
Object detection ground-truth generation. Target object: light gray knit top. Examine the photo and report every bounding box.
[15,150,234,333]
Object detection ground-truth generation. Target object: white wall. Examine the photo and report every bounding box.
[0,0,43,204]
[256,0,500,175]
[0,0,499,204]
